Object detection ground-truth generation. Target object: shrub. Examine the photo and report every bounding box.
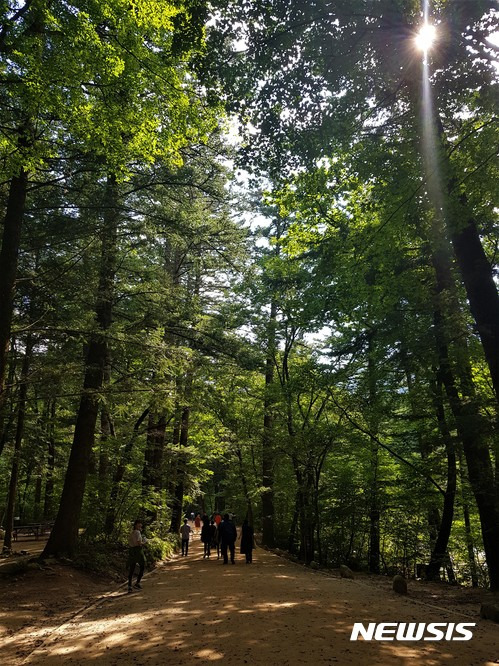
[144,534,177,563]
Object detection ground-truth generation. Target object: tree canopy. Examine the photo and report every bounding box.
[1,0,498,593]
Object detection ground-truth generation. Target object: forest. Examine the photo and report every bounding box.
[1,0,498,595]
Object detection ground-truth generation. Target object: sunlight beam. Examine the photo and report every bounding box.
[415,23,437,52]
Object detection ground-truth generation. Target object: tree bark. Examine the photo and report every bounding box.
[0,336,18,459]
[42,174,118,557]
[236,446,254,525]
[0,171,29,422]
[288,489,300,554]
[300,475,315,565]
[43,400,56,520]
[402,357,450,572]
[407,0,499,404]
[433,303,499,590]
[169,397,190,534]
[165,403,181,517]
[98,355,113,507]
[367,336,380,574]
[33,474,42,522]
[169,364,193,535]
[262,299,276,547]
[419,82,499,588]
[433,114,499,403]
[3,334,33,551]
[293,457,315,564]
[142,411,167,522]
[426,375,457,581]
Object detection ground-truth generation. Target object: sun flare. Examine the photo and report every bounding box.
[415,23,437,51]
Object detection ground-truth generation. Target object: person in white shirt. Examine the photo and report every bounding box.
[180,518,191,556]
[127,520,146,592]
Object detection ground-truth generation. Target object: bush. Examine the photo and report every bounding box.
[73,540,127,578]
[71,531,178,579]
[144,534,177,563]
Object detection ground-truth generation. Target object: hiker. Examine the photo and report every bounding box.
[219,513,237,564]
[194,514,201,533]
[215,517,222,559]
[240,519,255,564]
[180,518,191,556]
[127,519,146,592]
[214,512,222,527]
[201,515,211,558]
[209,518,218,555]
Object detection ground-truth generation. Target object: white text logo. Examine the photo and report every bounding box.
[350,622,475,641]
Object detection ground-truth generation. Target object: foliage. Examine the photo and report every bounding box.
[1,0,498,591]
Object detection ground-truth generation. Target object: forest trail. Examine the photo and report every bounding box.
[21,540,498,666]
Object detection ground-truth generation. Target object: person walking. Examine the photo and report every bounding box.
[215,517,222,559]
[240,519,255,564]
[201,515,211,558]
[219,513,237,564]
[209,518,218,556]
[194,514,201,534]
[127,520,146,593]
[180,518,191,556]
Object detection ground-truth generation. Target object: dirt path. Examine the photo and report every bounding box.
[0,536,48,563]
[19,541,498,666]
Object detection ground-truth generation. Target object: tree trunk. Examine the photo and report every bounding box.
[433,115,499,404]
[458,450,479,588]
[236,446,254,525]
[168,399,190,534]
[33,473,42,522]
[3,334,33,551]
[403,358,448,570]
[262,299,277,547]
[304,471,316,564]
[314,477,322,565]
[0,171,29,421]
[367,337,380,574]
[142,411,167,522]
[300,484,315,564]
[433,303,499,590]
[293,458,315,564]
[0,336,18,458]
[165,403,181,515]
[288,489,300,554]
[422,120,499,589]
[42,174,118,557]
[142,411,158,494]
[410,13,499,403]
[43,400,56,520]
[98,356,113,507]
[169,369,193,535]
[426,375,457,581]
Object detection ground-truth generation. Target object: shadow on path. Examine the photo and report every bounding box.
[22,540,499,666]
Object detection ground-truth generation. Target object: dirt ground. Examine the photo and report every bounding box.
[2,536,498,666]
[1,537,111,663]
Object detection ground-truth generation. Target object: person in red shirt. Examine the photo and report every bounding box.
[194,514,201,533]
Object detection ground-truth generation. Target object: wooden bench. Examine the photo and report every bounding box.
[12,523,53,541]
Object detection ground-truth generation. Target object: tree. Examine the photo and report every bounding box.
[202,0,499,587]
